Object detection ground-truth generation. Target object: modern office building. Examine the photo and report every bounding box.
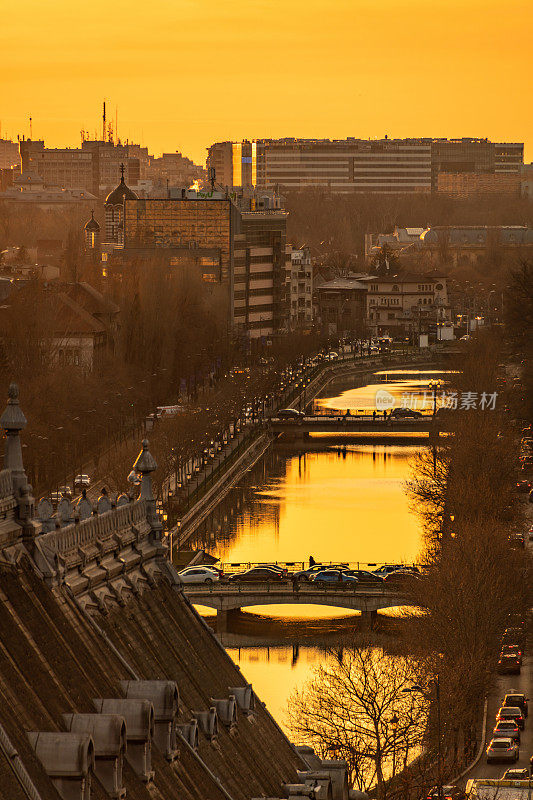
[102,178,290,339]
[19,138,141,195]
[207,138,524,194]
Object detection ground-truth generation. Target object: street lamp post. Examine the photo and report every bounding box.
[403,675,442,800]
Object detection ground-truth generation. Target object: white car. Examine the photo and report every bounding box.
[178,567,220,585]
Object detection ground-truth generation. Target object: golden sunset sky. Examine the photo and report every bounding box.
[2,0,532,165]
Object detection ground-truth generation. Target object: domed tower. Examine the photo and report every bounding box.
[84,210,100,250]
[104,163,138,245]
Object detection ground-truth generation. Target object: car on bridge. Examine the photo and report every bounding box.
[228,567,284,583]
[486,738,519,764]
[293,564,349,582]
[389,408,423,419]
[178,566,221,585]
[343,569,384,585]
[311,570,359,587]
[371,564,419,578]
[383,570,420,590]
[275,408,305,420]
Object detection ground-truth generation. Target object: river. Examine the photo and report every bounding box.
[189,368,447,732]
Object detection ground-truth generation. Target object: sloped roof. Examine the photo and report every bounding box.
[65,282,119,317]
[0,560,303,800]
[55,293,106,335]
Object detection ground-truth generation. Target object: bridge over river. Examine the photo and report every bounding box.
[183,581,416,630]
[269,414,442,439]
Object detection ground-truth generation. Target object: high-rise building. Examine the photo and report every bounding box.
[105,184,290,338]
[207,137,524,194]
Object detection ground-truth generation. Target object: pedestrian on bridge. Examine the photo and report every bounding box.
[309,555,316,567]
[372,410,376,422]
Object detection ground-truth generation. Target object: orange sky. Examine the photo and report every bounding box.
[2,0,532,165]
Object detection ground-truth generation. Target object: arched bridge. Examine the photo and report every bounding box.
[182,581,416,629]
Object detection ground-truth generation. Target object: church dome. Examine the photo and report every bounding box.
[84,211,100,231]
[105,167,138,206]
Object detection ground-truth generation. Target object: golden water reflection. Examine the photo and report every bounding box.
[192,371,445,735]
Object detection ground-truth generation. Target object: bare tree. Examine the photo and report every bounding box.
[287,644,427,798]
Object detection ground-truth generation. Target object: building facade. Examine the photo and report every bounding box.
[436,171,521,198]
[102,179,291,339]
[363,273,450,338]
[0,138,20,169]
[19,138,141,195]
[207,138,524,194]
[315,278,368,337]
[289,247,313,327]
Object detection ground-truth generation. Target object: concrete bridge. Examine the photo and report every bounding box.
[269,414,441,438]
[183,581,414,630]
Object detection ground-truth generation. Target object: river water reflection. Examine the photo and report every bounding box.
[190,369,446,732]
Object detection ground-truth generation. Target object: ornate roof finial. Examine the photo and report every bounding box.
[120,163,125,182]
[0,383,27,434]
[132,440,158,517]
[0,383,33,514]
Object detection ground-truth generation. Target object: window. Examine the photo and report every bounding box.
[387,312,395,320]
[435,283,443,290]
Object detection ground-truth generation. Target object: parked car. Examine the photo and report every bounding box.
[383,570,420,589]
[228,567,284,582]
[311,570,359,587]
[390,408,423,419]
[74,474,91,489]
[486,738,519,763]
[492,720,521,743]
[502,768,530,779]
[275,408,305,420]
[426,787,465,800]
[503,692,529,718]
[177,567,220,585]
[497,654,521,674]
[372,564,418,577]
[343,570,384,585]
[496,707,525,730]
[293,564,349,582]
[256,563,289,577]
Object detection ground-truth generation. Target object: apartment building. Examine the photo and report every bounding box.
[289,246,313,327]
[207,138,524,194]
[363,273,450,337]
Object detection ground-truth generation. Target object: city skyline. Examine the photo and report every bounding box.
[2,0,532,164]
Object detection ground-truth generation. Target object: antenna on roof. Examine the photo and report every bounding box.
[29,115,32,139]
[102,100,106,142]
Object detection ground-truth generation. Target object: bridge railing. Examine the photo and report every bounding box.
[218,560,418,575]
[183,579,409,597]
